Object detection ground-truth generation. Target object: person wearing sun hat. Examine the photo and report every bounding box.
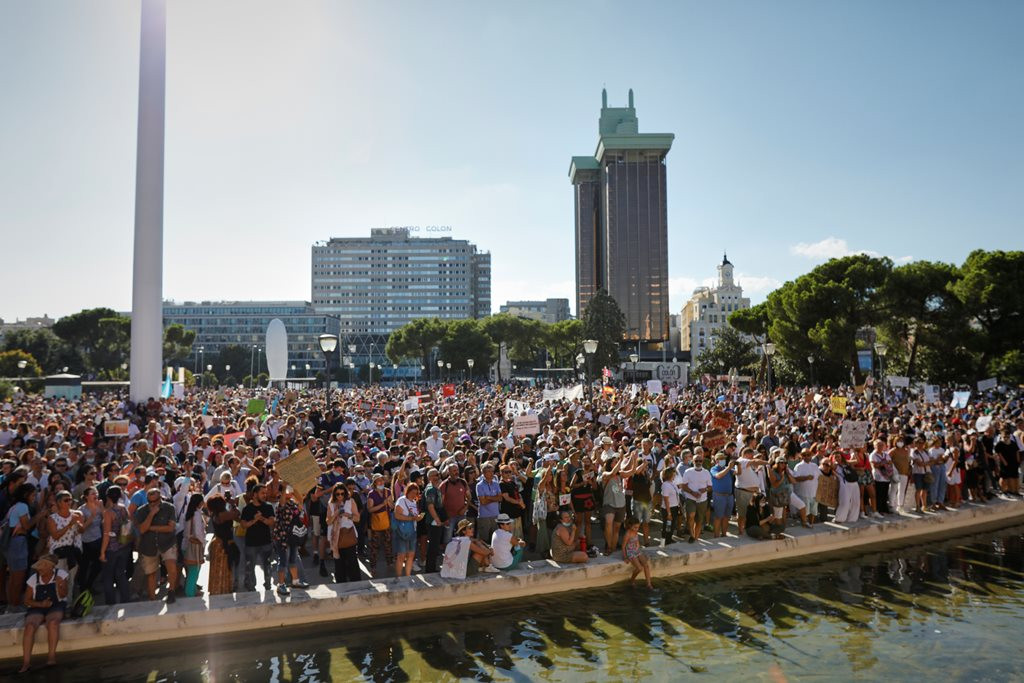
[19,554,68,673]
[490,513,525,571]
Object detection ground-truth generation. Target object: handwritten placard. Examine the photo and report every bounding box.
[839,420,870,448]
[513,414,540,437]
[274,447,321,500]
[830,396,848,415]
[105,420,130,437]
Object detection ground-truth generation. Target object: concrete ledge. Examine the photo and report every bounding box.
[2,498,1023,660]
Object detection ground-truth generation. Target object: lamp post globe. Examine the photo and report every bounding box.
[318,333,338,404]
[763,343,776,393]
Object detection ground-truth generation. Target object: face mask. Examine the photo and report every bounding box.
[717,460,726,467]
[375,485,385,492]
[561,521,573,528]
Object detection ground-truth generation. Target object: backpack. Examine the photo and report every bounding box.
[70,589,94,619]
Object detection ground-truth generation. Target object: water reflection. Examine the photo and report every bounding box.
[27,526,1024,682]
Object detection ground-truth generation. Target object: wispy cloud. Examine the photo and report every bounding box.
[790,237,879,260]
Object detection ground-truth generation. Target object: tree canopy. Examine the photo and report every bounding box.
[581,289,626,375]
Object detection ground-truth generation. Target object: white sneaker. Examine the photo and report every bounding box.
[412,561,422,572]
[482,565,500,573]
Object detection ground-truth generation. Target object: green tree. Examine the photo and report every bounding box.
[92,317,132,376]
[692,326,759,378]
[949,249,1024,375]
[52,307,122,373]
[581,289,626,374]
[0,350,43,378]
[163,324,196,367]
[212,344,251,380]
[438,319,496,377]
[876,260,963,382]
[2,328,77,372]
[481,314,544,380]
[764,255,891,385]
[543,319,584,368]
[385,318,448,368]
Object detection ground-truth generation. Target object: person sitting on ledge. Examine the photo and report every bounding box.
[490,513,525,571]
[19,554,67,673]
[745,493,784,541]
[550,508,589,564]
[454,518,496,574]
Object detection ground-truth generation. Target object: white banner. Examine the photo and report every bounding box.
[505,399,531,417]
[646,379,663,395]
[977,377,998,392]
[402,396,419,412]
[564,384,584,402]
[839,420,871,448]
[887,375,910,388]
[923,385,939,404]
[513,414,540,436]
[542,388,563,402]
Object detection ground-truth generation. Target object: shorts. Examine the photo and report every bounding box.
[602,505,626,523]
[25,607,64,627]
[711,493,733,520]
[800,495,819,517]
[4,535,29,572]
[913,473,926,490]
[735,490,757,521]
[393,534,416,555]
[139,546,178,575]
[631,499,652,524]
[684,499,709,525]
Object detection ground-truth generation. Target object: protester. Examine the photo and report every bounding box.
[19,554,67,673]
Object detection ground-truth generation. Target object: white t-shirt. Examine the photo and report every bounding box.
[26,568,69,594]
[911,449,928,474]
[680,467,712,502]
[735,457,764,490]
[396,496,418,520]
[491,528,514,568]
[660,480,680,509]
[792,461,820,498]
[869,451,892,482]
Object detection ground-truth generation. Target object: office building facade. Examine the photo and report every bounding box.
[679,255,751,357]
[499,298,571,324]
[162,301,335,377]
[570,89,673,343]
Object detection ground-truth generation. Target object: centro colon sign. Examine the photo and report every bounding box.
[383,225,452,233]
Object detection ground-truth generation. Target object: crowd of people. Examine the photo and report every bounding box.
[1,377,1022,672]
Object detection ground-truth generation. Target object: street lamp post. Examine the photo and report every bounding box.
[874,342,888,402]
[224,365,230,387]
[420,364,426,383]
[467,358,475,382]
[198,347,204,378]
[763,343,776,393]
[318,333,338,407]
[446,362,451,382]
[392,363,398,385]
[249,344,257,388]
[437,359,443,385]
[205,364,212,389]
[583,339,598,400]
[347,345,356,384]
[368,362,375,385]
[629,352,639,383]
[807,355,815,387]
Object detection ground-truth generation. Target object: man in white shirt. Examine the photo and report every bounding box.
[424,427,445,461]
[734,447,770,535]
[792,450,821,523]
[679,454,713,543]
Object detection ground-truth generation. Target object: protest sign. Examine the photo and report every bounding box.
[558,494,571,507]
[775,399,787,415]
[923,385,939,404]
[839,420,870,448]
[513,414,540,437]
[668,388,678,404]
[710,410,733,432]
[402,397,419,412]
[564,385,584,402]
[646,379,663,395]
[598,414,612,425]
[246,399,266,415]
[977,377,998,392]
[813,393,823,404]
[442,384,456,397]
[542,388,564,402]
[887,376,910,388]
[950,391,971,409]
[701,429,726,453]
[830,396,848,415]
[220,431,245,446]
[646,404,661,420]
[105,420,130,437]
[274,446,321,500]
[359,401,372,412]
[505,399,531,417]
[975,415,993,432]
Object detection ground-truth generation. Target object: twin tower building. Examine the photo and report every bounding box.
[570,89,673,349]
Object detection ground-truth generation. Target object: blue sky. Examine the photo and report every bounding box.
[1,0,1021,322]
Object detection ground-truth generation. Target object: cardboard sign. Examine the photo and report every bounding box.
[887,375,910,388]
[830,396,848,415]
[975,415,993,432]
[246,399,266,415]
[951,391,971,409]
[710,410,733,432]
[274,446,321,500]
[775,399,787,415]
[701,428,726,453]
[646,404,661,420]
[105,420,130,437]
[440,537,470,580]
[668,388,678,404]
[558,494,571,507]
[513,414,540,437]
[402,397,419,412]
[923,385,939,404]
[839,420,870,448]
[646,379,663,395]
[977,377,998,392]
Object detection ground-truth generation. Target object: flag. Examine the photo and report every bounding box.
[442,384,455,397]
[270,396,280,415]
[201,403,208,415]
[160,368,172,399]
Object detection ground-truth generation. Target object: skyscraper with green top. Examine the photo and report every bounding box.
[570,89,673,344]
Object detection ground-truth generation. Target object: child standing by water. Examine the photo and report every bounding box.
[621,518,652,589]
